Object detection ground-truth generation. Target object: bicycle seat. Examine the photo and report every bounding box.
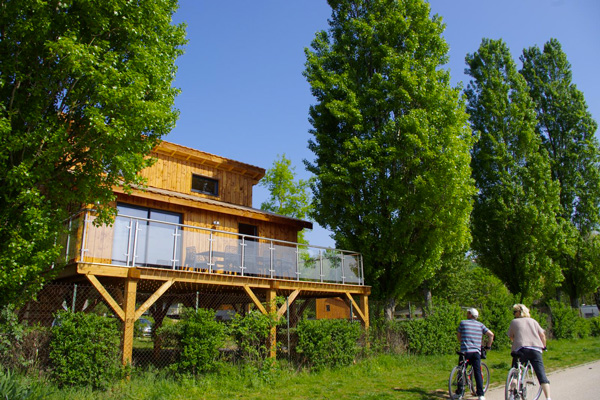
[510,351,522,358]
[456,351,466,356]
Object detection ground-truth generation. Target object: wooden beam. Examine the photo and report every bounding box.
[266,289,277,359]
[360,294,370,330]
[77,263,371,296]
[343,292,366,323]
[243,285,267,314]
[277,289,300,319]
[122,276,138,366]
[134,279,174,321]
[85,274,125,321]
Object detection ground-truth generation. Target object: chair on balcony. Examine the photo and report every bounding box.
[217,245,240,275]
[183,246,207,272]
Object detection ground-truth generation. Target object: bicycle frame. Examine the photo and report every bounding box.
[505,351,542,400]
[449,351,490,399]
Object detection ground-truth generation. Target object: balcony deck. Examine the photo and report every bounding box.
[55,210,370,364]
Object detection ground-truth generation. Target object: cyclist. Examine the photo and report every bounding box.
[508,304,551,400]
[456,308,495,400]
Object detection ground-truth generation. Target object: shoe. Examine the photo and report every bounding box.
[478,397,485,400]
[451,395,462,400]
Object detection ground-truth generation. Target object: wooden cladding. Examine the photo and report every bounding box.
[142,141,265,209]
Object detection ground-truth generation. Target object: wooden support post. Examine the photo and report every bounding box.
[122,269,140,366]
[266,289,277,359]
[360,294,369,330]
[360,293,370,349]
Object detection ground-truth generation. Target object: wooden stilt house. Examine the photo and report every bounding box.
[53,140,370,365]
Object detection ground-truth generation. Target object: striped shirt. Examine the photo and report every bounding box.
[458,319,489,353]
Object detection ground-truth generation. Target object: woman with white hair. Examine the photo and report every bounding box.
[507,304,551,400]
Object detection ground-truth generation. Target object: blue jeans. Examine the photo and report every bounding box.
[458,352,485,396]
[512,348,550,384]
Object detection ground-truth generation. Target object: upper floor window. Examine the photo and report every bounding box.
[192,174,219,196]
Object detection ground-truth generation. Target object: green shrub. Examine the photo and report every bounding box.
[367,318,406,355]
[548,300,590,339]
[590,316,600,337]
[171,308,228,376]
[49,311,120,389]
[479,295,514,349]
[0,305,51,372]
[0,305,26,369]
[399,303,463,355]
[296,319,362,371]
[230,310,277,363]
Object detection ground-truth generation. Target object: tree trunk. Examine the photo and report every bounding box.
[594,288,600,310]
[422,285,432,316]
[570,295,580,309]
[384,297,396,321]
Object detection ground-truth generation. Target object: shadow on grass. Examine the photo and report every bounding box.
[392,387,448,399]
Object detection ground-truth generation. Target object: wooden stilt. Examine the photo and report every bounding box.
[266,288,277,359]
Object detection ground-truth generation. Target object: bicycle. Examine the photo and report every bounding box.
[449,347,490,399]
[504,350,543,400]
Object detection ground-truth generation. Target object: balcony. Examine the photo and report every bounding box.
[61,210,365,286]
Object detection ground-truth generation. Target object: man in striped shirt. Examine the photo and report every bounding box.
[456,308,494,400]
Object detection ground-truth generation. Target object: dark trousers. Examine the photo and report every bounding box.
[457,351,484,396]
[511,348,550,384]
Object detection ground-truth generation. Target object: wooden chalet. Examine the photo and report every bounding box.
[56,140,370,365]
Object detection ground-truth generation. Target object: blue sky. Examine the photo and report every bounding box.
[168,0,600,248]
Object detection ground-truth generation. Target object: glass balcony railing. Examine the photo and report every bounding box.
[59,210,364,286]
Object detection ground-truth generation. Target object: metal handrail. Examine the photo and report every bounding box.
[63,209,364,286]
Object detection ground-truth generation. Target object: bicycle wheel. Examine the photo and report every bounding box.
[522,363,542,400]
[505,368,519,400]
[480,362,491,393]
[466,362,490,394]
[449,365,465,399]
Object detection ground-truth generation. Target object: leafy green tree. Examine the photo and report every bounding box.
[259,154,313,243]
[303,0,475,319]
[0,0,186,306]
[465,38,563,301]
[520,39,600,307]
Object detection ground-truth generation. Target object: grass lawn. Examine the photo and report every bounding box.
[39,337,600,400]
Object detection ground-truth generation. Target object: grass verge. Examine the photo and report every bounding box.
[11,337,600,400]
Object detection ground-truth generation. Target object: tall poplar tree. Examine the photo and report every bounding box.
[465,39,562,301]
[520,39,600,307]
[0,0,186,306]
[304,0,475,318]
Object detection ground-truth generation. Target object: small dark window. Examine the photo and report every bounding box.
[239,223,258,241]
[326,305,331,312]
[192,175,218,196]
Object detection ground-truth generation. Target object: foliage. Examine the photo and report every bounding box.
[1,336,600,399]
[548,300,591,339]
[259,154,313,243]
[0,305,25,367]
[367,316,412,355]
[0,305,51,372]
[0,0,187,307]
[432,262,511,308]
[465,38,563,301]
[520,39,600,306]
[229,310,278,367]
[296,319,362,371]
[0,368,50,400]
[479,295,515,350]
[590,317,600,337]
[171,308,228,376]
[396,303,463,355]
[303,0,475,316]
[49,311,121,389]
